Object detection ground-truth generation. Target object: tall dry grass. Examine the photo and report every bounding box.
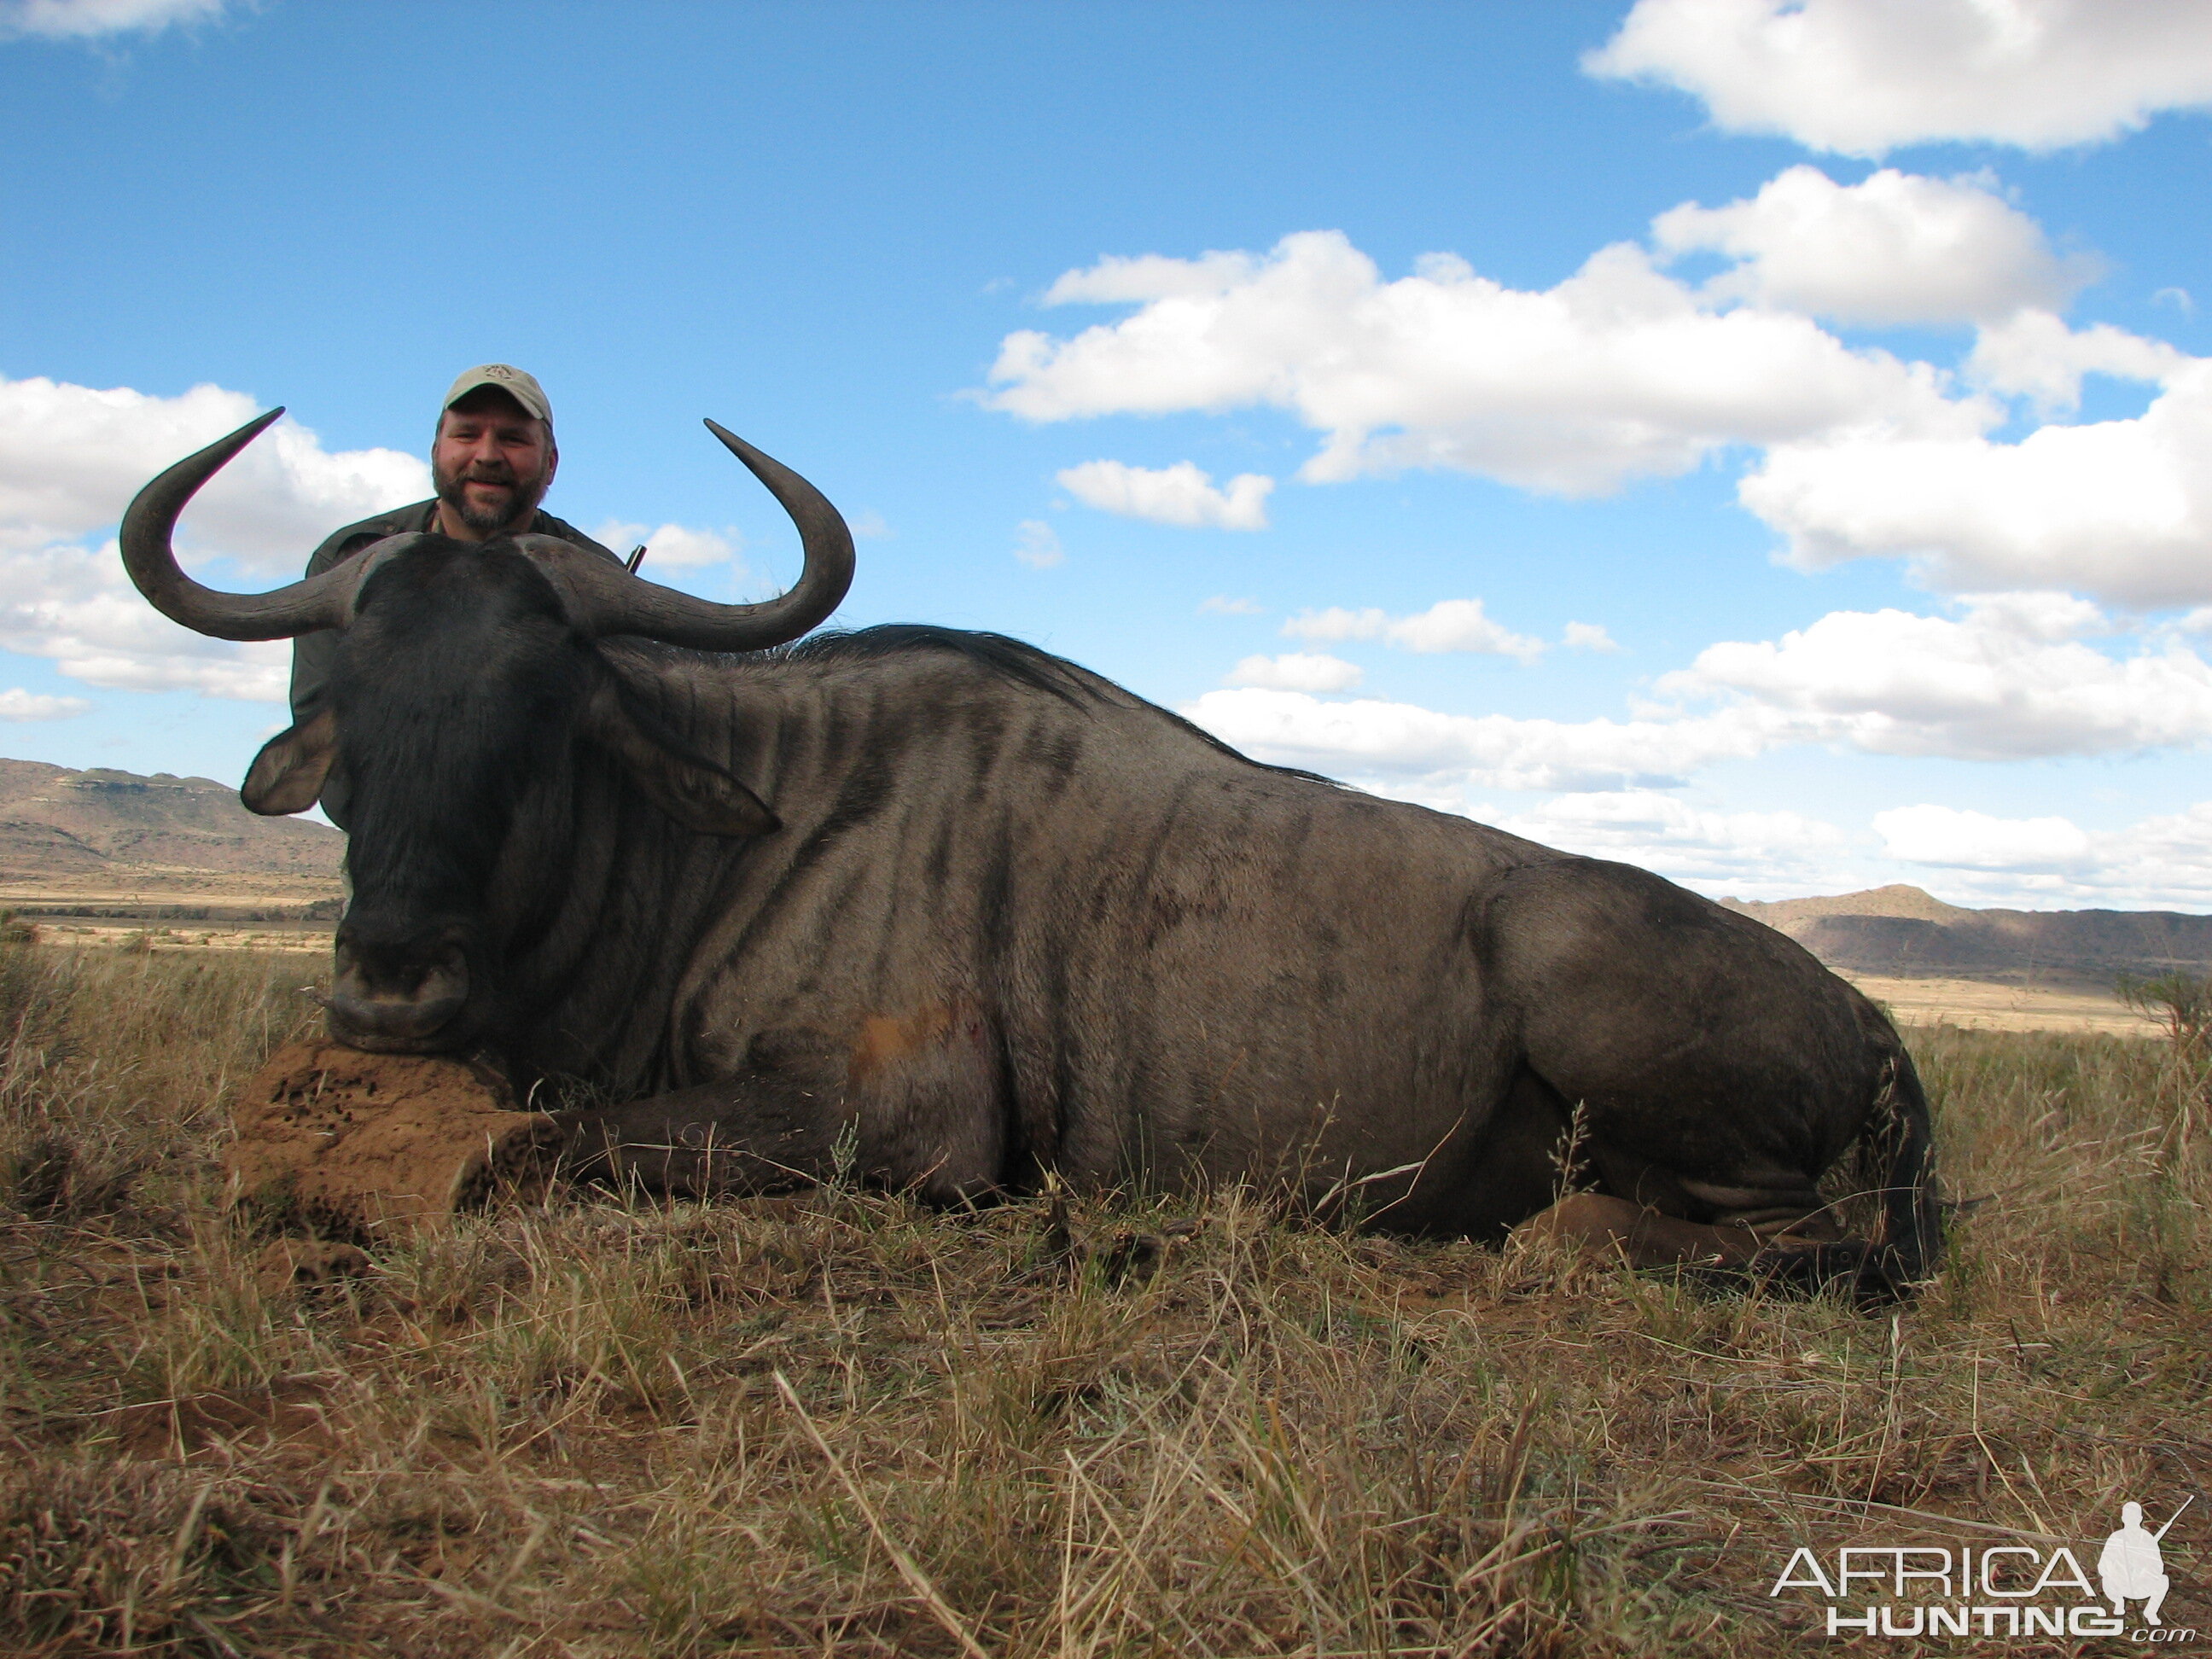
[0,945,2203,1656]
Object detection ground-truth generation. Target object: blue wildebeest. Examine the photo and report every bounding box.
[123,411,1939,1297]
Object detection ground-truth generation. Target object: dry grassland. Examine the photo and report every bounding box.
[0,945,2205,1656]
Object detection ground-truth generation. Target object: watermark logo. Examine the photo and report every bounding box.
[1770,1496,2196,1642]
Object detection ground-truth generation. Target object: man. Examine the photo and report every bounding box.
[2098,1501,2174,1626]
[288,364,620,827]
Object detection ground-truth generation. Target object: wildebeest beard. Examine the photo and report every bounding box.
[433,451,552,537]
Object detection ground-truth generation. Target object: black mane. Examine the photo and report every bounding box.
[779,623,1106,710]
[781,622,1340,788]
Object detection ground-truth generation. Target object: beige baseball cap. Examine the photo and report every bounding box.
[442,364,552,424]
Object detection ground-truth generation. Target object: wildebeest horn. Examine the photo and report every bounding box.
[521,421,855,651]
[119,409,361,641]
[124,411,855,652]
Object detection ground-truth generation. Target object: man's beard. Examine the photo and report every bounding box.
[433,457,550,536]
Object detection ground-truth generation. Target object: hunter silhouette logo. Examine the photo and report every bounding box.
[1768,1495,2198,1641]
[2104,1498,2192,1628]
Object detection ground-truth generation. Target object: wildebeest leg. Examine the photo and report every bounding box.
[1511,1193,1767,1268]
[1410,1066,1577,1239]
[1483,857,1936,1296]
[561,1079,841,1198]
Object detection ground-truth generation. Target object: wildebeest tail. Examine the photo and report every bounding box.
[1861,1049,1942,1295]
[1754,1050,1941,1306]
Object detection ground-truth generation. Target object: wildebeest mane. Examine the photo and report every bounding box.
[779,624,1343,788]
[777,625,1100,709]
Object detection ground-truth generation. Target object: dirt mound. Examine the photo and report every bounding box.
[227,1040,561,1241]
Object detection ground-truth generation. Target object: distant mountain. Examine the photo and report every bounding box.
[1723,885,2212,987]
[0,759,341,888]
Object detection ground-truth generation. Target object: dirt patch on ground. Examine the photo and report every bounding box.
[1850,974,2161,1037]
[105,1377,345,1462]
[35,921,332,953]
[228,1040,562,1241]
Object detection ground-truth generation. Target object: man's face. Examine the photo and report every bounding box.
[431,392,556,538]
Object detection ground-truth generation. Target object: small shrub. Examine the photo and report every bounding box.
[2118,969,2212,1052]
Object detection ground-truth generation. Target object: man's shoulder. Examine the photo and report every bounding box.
[306,504,620,574]
[306,501,437,575]
[530,511,620,562]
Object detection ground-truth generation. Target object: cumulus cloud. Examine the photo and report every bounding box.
[0,688,88,720]
[1965,307,2187,411]
[979,167,2212,606]
[1660,591,2212,760]
[1224,653,1362,693]
[1874,803,2091,870]
[590,519,745,571]
[1740,357,2212,605]
[1057,459,1273,530]
[1200,595,1263,616]
[0,375,428,575]
[1860,800,2212,909]
[1,0,224,39]
[1586,0,2212,156]
[0,539,289,701]
[1284,598,1545,663]
[986,230,1980,496]
[1651,166,2094,325]
[1198,591,2212,806]
[1562,621,1621,653]
[1014,520,1064,568]
[1498,789,1848,894]
[0,374,434,705]
[1180,686,1778,792]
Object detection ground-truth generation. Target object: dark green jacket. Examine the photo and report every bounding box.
[288,500,620,828]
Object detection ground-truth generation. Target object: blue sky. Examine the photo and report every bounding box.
[8,0,2212,905]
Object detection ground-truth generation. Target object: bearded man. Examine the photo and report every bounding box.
[287,365,620,828]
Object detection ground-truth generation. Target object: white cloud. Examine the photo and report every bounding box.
[1964,307,2186,411]
[1225,653,1362,693]
[1562,621,1621,653]
[1199,595,1263,616]
[589,519,745,570]
[0,374,435,707]
[0,688,87,720]
[1659,592,2212,760]
[1181,686,1777,792]
[1651,166,2093,325]
[1057,459,1273,530]
[848,509,893,540]
[986,230,1981,496]
[1,0,224,39]
[0,538,289,701]
[1284,598,1545,662]
[0,374,429,576]
[1195,591,2212,803]
[1873,803,2092,870]
[1586,0,2212,157]
[1498,789,1848,894]
[1014,520,1064,568]
[1045,251,1263,305]
[1740,358,2212,605]
[1855,798,2212,908]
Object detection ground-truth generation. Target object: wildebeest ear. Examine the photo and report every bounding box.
[241,709,338,817]
[581,679,780,838]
